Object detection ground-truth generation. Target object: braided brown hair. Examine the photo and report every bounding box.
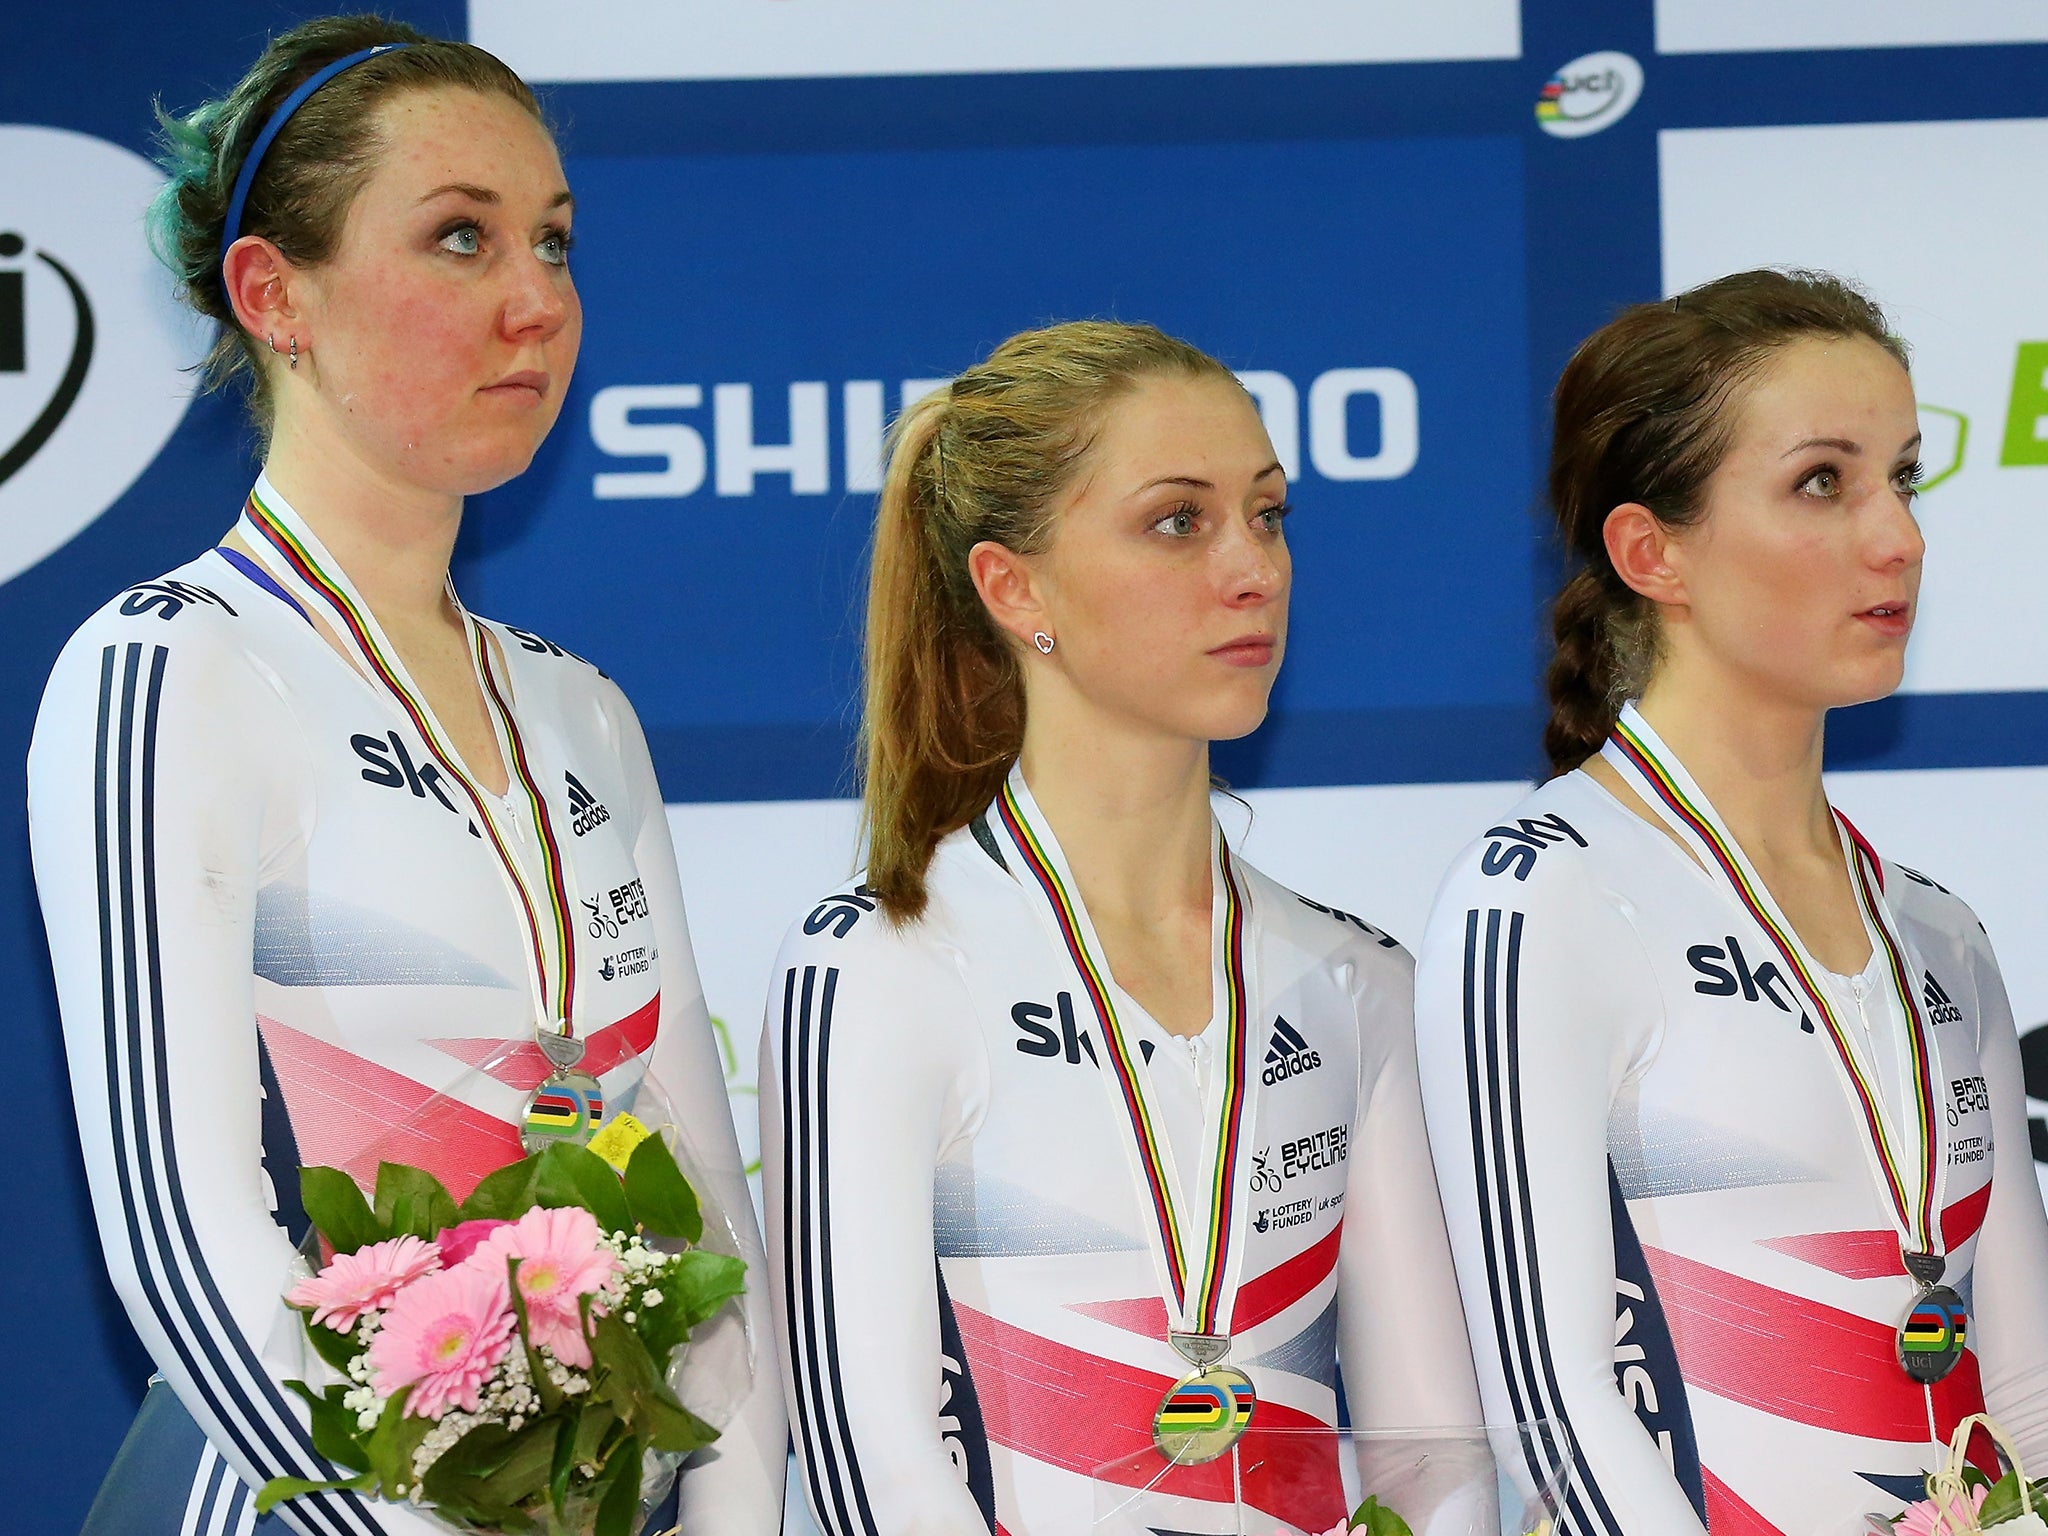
[1542,269,1908,775]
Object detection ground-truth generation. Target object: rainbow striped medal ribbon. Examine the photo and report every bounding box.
[1602,704,1963,1384]
[232,477,600,1153]
[993,769,1261,1463]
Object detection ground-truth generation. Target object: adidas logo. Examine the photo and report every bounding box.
[567,770,611,837]
[1923,971,1964,1028]
[1261,1015,1323,1086]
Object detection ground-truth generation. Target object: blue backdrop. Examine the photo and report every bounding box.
[7,4,2047,1530]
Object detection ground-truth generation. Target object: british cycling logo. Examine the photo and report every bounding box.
[1534,51,1643,140]
[2,125,200,587]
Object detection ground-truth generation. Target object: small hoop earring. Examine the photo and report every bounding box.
[289,336,299,371]
[1032,631,1055,655]
[266,334,277,353]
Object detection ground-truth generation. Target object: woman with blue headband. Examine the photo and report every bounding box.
[27,17,785,1534]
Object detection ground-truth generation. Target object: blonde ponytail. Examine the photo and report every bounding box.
[858,320,1238,919]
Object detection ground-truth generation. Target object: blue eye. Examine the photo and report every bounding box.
[438,222,481,256]
[1256,501,1292,531]
[1151,504,1199,537]
[536,228,573,267]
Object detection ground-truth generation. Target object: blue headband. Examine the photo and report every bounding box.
[219,43,409,266]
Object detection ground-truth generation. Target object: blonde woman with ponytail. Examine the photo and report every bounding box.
[761,321,1479,1535]
[1414,271,2048,1536]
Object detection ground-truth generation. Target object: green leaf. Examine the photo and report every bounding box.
[640,1251,746,1360]
[535,1141,633,1236]
[594,1435,643,1536]
[418,1418,558,1525]
[572,1403,619,1470]
[1351,1494,1416,1536]
[550,1412,580,1516]
[638,1391,719,1456]
[302,1317,364,1374]
[361,1386,434,1498]
[374,1162,459,1241]
[590,1310,661,1420]
[283,1381,370,1473]
[1982,1474,2048,1531]
[462,1154,543,1222]
[255,1472,375,1515]
[427,1419,526,1482]
[1980,1470,2030,1528]
[300,1166,383,1254]
[623,1134,702,1243]
[472,1419,559,1508]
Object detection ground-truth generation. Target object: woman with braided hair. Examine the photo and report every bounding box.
[1414,269,2048,1535]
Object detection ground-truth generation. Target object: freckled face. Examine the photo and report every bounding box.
[1031,373,1291,744]
[291,86,580,496]
[1667,334,1925,710]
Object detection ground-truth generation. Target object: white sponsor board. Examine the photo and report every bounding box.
[470,0,1520,83]
[0,126,201,588]
[1655,0,2048,54]
[1660,118,2048,696]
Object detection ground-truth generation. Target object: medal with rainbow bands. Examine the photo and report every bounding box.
[994,771,1262,1462]
[235,477,600,1153]
[1603,703,1964,1384]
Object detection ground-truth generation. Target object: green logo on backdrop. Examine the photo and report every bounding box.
[2001,341,2048,468]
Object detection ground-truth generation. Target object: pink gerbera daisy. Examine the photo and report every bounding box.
[366,1263,517,1420]
[286,1234,442,1333]
[1895,1483,1988,1536]
[467,1205,621,1369]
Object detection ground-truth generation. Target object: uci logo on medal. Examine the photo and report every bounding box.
[0,125,202,589]
[1535,51,1644,139]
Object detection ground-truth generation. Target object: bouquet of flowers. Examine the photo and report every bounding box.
[256,1127,746,1536]
[1871,1415,2048,1536]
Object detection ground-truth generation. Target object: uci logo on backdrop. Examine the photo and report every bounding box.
[0,125,199,588]
[1535,51,1643,139]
